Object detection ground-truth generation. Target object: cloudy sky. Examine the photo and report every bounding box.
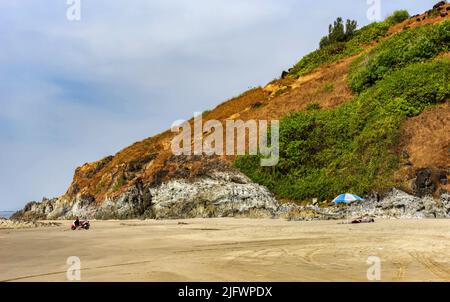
[0,0,438,210]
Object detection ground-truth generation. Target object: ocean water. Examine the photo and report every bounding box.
[0,211,15,219]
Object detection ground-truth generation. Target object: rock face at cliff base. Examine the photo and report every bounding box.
[280,189,450,221]
[12,171,279,220]
[149,172,279,219]
[13,181,450,221]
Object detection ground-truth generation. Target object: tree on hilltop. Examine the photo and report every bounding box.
[319,17,357,49]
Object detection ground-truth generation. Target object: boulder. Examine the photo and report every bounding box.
[438,170,448,185]
[413,168,435,197]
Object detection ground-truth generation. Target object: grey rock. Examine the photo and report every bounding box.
[14,171,279,220]
[149,171,279,219]
[276,188,450,221]
[413,168,435,197]
[12,173,450,221]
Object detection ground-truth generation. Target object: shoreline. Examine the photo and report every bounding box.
[0,211,16,219]
[2,208,448,230]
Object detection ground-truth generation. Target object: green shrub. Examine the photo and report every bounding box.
[322,83,334,92]
[427,7,441,18]
[113,174,126,190]
[288,42,347,77]
[289,21,390,77]
[252,101,264,109]
[95,179,107,194]
[306,102,321,111]
[349,20,450,93]
[385,10,410,26]
[347,22,390,45]
[273,86,290,97]
[235,58,450,201]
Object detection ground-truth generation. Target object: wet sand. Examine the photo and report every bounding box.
[1,218,450,281]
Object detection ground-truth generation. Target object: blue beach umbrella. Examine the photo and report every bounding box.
[332,193,364,204]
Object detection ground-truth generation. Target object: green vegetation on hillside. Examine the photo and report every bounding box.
[385,10,410,26]
[236,19,450,202]
[349,20,450,92]
[288,11,412,78]
[236,59,450,201]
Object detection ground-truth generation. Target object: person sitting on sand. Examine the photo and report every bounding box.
[74,216,80,228]
[351,215,375,224]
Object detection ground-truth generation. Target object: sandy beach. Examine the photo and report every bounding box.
[1,218,450,282]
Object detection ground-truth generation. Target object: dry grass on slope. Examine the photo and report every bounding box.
[389,2,450,34]
[395,102,450,194]
[243,56,355,121]
[400,102,449,170]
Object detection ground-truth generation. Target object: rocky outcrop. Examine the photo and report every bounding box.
[281,189,450,221]
[13,181,450,221]
[12,170,279,220]
[413,168,436,197]
[411,168,449,197]
[149,172,279,219]
[433,1,447,10]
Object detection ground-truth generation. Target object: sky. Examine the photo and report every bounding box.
[0,0,440,210]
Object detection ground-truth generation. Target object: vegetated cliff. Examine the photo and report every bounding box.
[13,3,450,220]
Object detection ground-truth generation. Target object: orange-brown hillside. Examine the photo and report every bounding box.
[64,5,450,204]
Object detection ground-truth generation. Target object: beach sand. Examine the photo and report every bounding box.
[1,218,450,282]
